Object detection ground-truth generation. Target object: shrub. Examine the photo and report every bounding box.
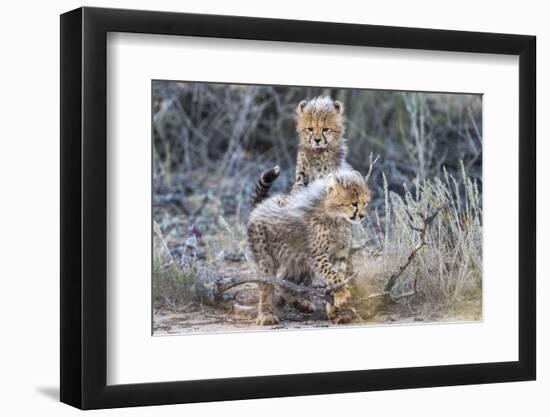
[359,162,482,303]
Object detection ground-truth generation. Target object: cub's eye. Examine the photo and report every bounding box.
[306,128,314,132]
[352,202,358,208]
[322,128,330,133]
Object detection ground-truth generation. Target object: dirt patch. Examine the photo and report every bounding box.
[153,283,482,335]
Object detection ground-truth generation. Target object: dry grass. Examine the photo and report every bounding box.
[152,261,196,309]
[356,162,482,308]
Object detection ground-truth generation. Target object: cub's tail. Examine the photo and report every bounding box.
[250,166,280,209]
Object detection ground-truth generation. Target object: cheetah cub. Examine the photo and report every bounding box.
[292,96,351,194]
[248,168,371,325]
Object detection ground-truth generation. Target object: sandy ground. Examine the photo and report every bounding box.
[153,284,482,335]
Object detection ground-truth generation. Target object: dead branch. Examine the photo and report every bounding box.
[354,204,446,319]
[191,274,355,323]
[383,204,446,292]
[211,275,354,304]
[229,303,257,318]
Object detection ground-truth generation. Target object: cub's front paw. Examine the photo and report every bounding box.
[256,312,280,326]
[332,313,352,324]
[326,303,353,324]
[333,286,352,308]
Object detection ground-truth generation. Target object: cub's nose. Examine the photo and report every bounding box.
[314,138,321,144]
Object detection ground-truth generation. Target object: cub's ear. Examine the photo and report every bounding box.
[327,174,338,194]
[333,100,344,114]
[296,100,307,114]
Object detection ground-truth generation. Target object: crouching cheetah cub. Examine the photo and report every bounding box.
[248,168,371,325]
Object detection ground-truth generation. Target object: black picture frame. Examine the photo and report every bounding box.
[60,6,536,410]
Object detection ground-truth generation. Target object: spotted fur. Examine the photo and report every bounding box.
[247,170,371,325]
[291,96,351,195]
[250,166,280,208]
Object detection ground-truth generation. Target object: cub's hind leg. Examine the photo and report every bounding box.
[284,268,313,286]
[257,281,279,326]
[248,223,280,326]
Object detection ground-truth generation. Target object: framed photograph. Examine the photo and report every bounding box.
[60,6,536,409]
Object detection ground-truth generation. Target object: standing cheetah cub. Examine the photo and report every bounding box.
[292,96,352,194]
[248,169,371,325]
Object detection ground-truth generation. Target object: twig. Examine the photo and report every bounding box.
[365,152,380,183]
[383,204,446,292]
[350,243,368,255]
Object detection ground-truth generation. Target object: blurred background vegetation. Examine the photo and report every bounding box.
[153,81,481,207]
[152,81,483,330]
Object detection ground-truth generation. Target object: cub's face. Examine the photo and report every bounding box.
[296,97,345,150]
[325,171,371,224]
